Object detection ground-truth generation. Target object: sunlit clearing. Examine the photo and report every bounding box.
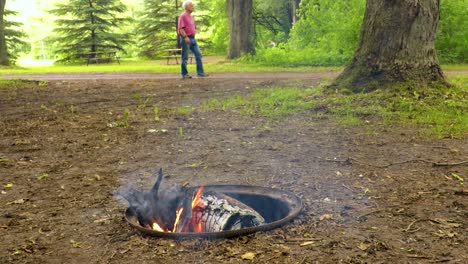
[18,59,56,67]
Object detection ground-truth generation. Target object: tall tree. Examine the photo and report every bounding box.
[333,0,447,92]
[0,0,27,65]
[0,0,8,65]
[137,0,180,58]
[49,0,129,60]
[291,0,300,24]
[227,0,254,59]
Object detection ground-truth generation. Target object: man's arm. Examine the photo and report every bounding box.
[179,28,190,44]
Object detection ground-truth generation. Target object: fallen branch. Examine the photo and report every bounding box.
[326,157,468,168]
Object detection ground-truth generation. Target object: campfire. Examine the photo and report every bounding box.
[119,169,302,238]
[119,169,266,233]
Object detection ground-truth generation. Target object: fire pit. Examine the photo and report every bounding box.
[121,170,302,239]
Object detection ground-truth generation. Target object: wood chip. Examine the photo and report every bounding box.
[241,252,256,260]
[300,241,314,247]
[358,242,371,251]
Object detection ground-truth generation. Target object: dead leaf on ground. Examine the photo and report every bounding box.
[431,218,462,228]
[433,230,458,238]
[7,198,28,205]
[320,214,333,221]
[241,252,256,260]
[358,242,371,251]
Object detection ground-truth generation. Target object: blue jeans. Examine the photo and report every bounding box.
[180,36,204,76]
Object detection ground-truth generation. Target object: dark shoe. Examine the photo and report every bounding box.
[197,73,209,77]
[182,74,192,79]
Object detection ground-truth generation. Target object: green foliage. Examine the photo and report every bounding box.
[49,0,130,62]
[254,0,294,46]
[437,0,468,63]
[176,106,195,115]
[117,109,130,127]
[133,93,150,108]
[153,105,160,122]
[205,0,229,54]
[136,0,180,58]
[247,0,366,66]
[3,9,29,64]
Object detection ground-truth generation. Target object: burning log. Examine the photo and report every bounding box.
[117,169,264,233]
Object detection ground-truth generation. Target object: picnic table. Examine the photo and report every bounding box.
[162,49,194,64]
[78,51,120,66]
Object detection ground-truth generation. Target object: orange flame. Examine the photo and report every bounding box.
[152,185,205,233]
[192,186,204,208]
[172,207,184,232]
[152,222,165,232]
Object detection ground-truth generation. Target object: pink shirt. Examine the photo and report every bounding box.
[178,12,196,37]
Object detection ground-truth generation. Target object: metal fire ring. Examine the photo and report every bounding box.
[125,185,303,239]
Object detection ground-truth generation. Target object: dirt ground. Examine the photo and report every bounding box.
[0,74,466,264]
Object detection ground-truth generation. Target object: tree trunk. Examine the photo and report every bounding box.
[0,0,9,66]
[333,0,447,92]
[291,0,300,24]
[227,0,255,59]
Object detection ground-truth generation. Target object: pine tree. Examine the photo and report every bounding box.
[0,0,27,65]
[49,0,129,61]
[137,0,180,58]
[4,9,28,62]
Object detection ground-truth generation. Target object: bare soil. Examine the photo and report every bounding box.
[0,74,466,264]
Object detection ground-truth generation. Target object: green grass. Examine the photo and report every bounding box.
[201,75,468,138]
[0,59,341,74]
[0,58,466,75]
[0,79,41,88]
[442,64,468,71]
[176,106,195,115]
[202,88,320,118]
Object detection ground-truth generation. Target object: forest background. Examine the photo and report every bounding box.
[5,0,468,66]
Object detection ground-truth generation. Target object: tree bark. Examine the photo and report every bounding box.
[291,0,300,24]
[227,0,255,59]
[0,0,9,66]
[333,0,447,92]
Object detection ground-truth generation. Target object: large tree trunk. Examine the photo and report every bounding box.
[227,0,255,59]
[0,0,9,66]
[333,0,447,92]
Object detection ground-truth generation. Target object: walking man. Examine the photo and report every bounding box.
[178,0,208,79]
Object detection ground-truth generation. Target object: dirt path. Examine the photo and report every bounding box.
[2,70,467,81]
[0,76,466,264]
[2,71,340,81]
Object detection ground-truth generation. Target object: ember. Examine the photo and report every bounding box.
[118,169,265,233]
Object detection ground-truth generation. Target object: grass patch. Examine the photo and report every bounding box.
[0,59,341,75]
[202,75,467,138]
[0,79,38,87]
[442,64,468,71]
[176,106,195,115]
[203,87,319,118]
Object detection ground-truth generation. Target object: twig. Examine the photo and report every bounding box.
[357,209,385,220]
[407,255,431,259]
[403,219,429,232]
[328,157,468,168]
[429,258,453,263]
[432,160,468,167]
[0,225,8,229]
